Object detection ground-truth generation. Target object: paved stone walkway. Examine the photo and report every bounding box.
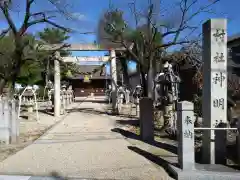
[0,100,171,180]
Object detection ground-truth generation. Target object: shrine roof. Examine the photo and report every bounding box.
[228,33,240,43]
[228,33,240,47]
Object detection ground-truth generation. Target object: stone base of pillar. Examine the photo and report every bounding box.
[168,164,240,180]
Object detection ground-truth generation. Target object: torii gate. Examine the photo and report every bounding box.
[44,44,132,117]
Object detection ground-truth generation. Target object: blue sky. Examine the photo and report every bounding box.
[0,0,239,74]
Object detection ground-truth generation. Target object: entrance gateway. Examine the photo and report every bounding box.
[42,43,133,117]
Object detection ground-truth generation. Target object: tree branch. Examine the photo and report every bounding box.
[0,27,10,39]
[0,2,17,35]
[157,40,193,49]
[27,18,71,33]
[156,0,219,51]
[19,0,35,35]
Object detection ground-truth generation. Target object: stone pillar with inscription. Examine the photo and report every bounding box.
[177,101,195,170]
[54,52,61,117]
[110,49,117,112]
[202,19,227,164]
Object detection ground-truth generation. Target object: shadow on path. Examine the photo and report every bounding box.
[38,109,54,116]
[128,146,176,179]
[115,119,139,127]
[111,128,177,154]
[68,108,110,116]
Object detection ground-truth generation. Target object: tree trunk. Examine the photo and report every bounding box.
[140,65,148,97]
[147,67,154,99]
[45,58,50,86]
[147,56,155,99]
[0,79,6,95]
[119,58,129,87]
[10,38,24,96]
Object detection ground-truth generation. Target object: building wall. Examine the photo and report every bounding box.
[71,79,109,97]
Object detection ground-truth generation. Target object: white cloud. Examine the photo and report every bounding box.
[71,13,87,20]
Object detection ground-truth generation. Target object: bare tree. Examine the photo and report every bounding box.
[0,0,91,94]
[101,0,220,98]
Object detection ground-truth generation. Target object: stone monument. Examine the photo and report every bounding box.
[168,19,240,180]
[202,19,227,164]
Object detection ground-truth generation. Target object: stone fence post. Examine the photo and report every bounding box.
[10,100,19,143]
[3,100,10,144]
[70,90,73,104]
[60,92,66,115]
[125,90,130,104]
[177,101,195,170]
[0,99,19,144]
[64,91,68,106]
[67,91,71,104]
[139,97,154,142]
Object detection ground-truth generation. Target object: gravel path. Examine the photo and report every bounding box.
[0,100,171,180]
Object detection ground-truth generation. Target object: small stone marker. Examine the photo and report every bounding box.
[139,97,154,142]
[202,19,227,164]
[177,101,195,170]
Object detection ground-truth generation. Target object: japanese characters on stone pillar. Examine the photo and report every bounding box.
[110,49,117,111]
[202,19,227,164]
[54,51,61,117]
[177,101,195,170]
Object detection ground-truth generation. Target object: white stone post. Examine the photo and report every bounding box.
[2,100,10,144]
[202,19,227,164]
[0,100,7,144]
[60,92,66,115]
[125,89,130,104]
[110,49,117,111]
[177,101,195,170]
[10,100,18,143]
[54,52,61,117]
[64,91,68,107]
